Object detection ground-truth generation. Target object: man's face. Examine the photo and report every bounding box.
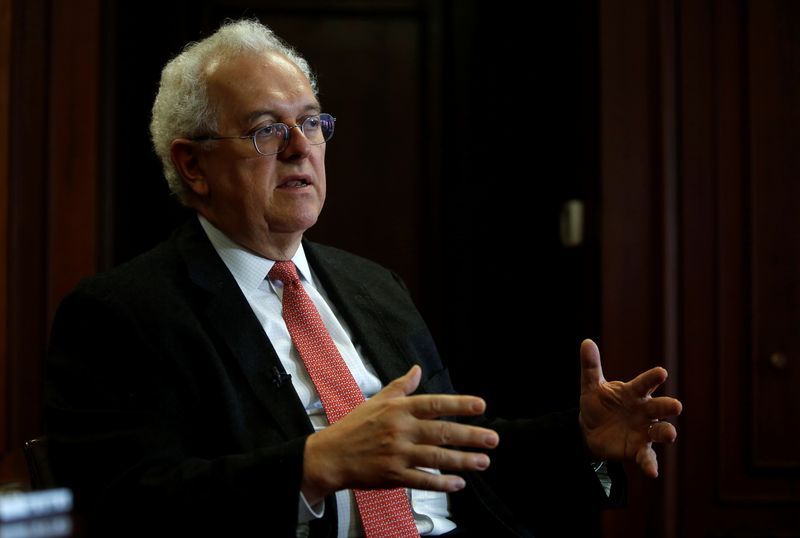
[192,51,327,257]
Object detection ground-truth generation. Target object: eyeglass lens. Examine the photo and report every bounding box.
[254,114,335,155]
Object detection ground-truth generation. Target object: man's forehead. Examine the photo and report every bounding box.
[206,50,305,83]
[209,54,310,95]
[206,51,317,121]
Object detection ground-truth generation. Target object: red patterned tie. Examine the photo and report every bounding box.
[269,261,419,538]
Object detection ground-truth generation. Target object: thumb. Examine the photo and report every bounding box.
[580,339,604,393]
[373,365,422,400]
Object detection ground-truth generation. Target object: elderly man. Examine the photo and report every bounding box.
[45,18,682,537]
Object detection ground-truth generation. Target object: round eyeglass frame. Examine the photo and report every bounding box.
[191,113,336,156]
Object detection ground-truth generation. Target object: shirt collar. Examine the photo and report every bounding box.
[197,214,315,290]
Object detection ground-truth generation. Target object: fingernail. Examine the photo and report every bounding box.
[475,455,490,469]
[485,434,498,447]
[452,477,466,490]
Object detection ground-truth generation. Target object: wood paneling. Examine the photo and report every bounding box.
[1,0,100,484]
[748,0,800,469]
[678,0,719,536]
[599,0,678,534]
[3,0,49,483]
[680,0,800,535]
[601,0,800,536]
[713,0,800,510]
[47,0,100,321]
[0,0,10,465]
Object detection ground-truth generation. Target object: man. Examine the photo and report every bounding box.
[45,19,682,537]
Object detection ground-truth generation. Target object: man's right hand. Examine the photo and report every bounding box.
[301,365,499,504]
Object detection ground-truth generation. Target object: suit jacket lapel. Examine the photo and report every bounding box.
[303,240,415,385]
[174,219,313,440]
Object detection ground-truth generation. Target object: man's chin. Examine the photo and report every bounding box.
[271,213,320,237]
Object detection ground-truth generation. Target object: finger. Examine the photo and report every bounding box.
[406,444,491,475]
[635,445,659,478]
[373,365,422,400]
[580,339,604,392]
[394,468,468,493]
[628,366,669,398]
[648,421,678,444]
[643,396,683,420]
[406,394,486,419]
[413,419,499,449]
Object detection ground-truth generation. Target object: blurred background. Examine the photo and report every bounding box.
[1,0,798,536]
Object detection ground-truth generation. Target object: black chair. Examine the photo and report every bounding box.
[23,436,56,490]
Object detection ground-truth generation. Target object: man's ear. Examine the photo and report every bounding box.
[170,139,209,197]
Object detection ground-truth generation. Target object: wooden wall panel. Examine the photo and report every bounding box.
[679,0,799,535]
[677,0,719,536]
[0,0,10,468]
[715,0,800,506]
[599,0,678,535]
[748,0,800,469]
[47,0,100,321]
[1,0,100,485]
[3,0,49,484]
[601,0,800,535]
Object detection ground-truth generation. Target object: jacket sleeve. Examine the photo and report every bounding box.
[45,287,310,536]
[448,408,627,536]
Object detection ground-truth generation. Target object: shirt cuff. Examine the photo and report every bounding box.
[592,461,612,497]
[298,492,325,524]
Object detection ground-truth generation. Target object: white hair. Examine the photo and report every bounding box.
[149,19,318,202]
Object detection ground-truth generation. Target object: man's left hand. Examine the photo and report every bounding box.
[578,339,683,478]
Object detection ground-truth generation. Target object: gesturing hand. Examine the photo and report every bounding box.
[578,339,683,478]
[302,365,499,504]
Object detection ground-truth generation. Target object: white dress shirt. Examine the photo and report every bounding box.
[199,216,456,537]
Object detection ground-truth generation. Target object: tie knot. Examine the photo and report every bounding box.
[269,260,300,285]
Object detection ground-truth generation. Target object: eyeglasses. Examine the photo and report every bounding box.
[192,113,336,156]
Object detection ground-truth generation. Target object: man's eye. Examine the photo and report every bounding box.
[254,125,277,138]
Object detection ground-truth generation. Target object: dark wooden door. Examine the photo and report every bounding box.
[599,0,800,536]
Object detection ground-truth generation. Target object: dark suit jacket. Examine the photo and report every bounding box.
[44,218,623,537]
